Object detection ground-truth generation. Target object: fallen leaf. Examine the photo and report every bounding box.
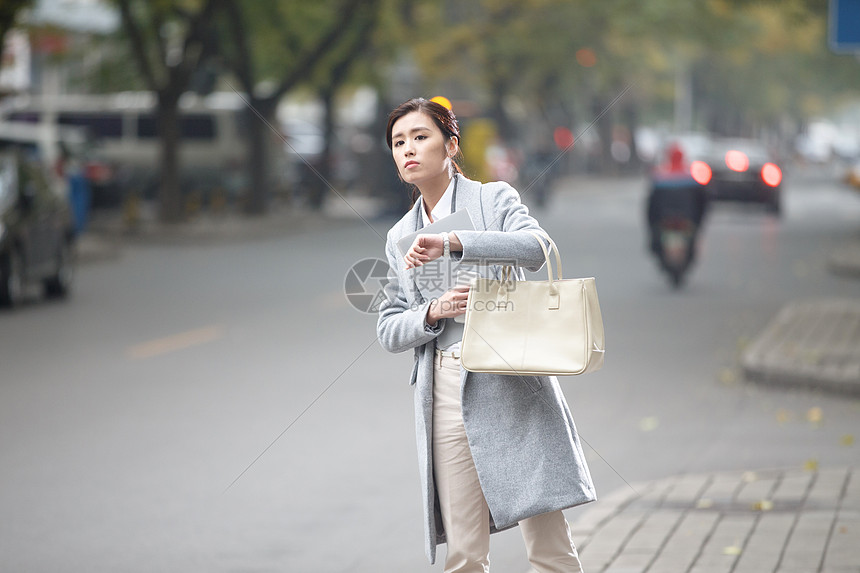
[696,498,714,509]
[639,417,659,432]
[804,459,819,471]
[806,407,823,424]
[841,434,854,447]
[752,500,774,511]
[801,349,821,365]
[776,409,792,424]
[723,546,742,556]
[719,368,738,386]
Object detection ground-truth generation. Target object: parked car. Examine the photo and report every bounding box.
[0,147,76,308]
[682,138,782,215]
[0,121,94,230]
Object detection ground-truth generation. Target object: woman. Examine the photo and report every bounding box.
[377,98,595,572]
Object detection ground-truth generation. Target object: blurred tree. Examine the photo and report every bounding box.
[115,0,223,223]
[306,0,380,210]
[216,0,381,214]
[686,0,859,140]
[0,0,31,58]
[406,0,860,172]
[66,33,147,93]
[410,0,529,145]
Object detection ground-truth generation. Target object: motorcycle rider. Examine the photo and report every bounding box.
[646,142,709,272]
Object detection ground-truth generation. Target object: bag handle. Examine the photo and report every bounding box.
[500,229,562,284]
[525,229,563,283]
[498,229,563,310]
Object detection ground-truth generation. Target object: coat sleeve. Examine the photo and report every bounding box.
[377,233,444,354]
[453,182,550,272]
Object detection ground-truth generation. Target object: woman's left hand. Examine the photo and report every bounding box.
[404,233,443,269]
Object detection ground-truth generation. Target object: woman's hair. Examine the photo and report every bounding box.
[386,98,464,205]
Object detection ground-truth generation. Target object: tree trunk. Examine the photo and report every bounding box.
[158,90,183,223]
[625,103,642,172]
[489,79,517,146]
[372,94,411,215]
[594,97,614,174]
[243,97,277,215]
[307,88,336,211]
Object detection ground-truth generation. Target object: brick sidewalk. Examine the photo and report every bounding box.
[570,467,859,573]
[741,300,860,395]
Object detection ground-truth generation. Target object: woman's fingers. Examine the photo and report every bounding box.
[451,284,470,296]
[404,247,432,268]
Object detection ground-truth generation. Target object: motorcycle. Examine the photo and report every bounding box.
[655,215,696,288]
[646,144,709,288]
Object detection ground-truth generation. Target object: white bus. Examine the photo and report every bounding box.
[0,91,249,206]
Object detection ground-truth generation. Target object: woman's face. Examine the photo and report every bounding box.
[390,111,455,186]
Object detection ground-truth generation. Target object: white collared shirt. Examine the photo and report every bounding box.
[419,176,456,227]
[418,176,461,352]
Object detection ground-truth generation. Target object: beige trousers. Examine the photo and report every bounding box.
[432,351,584,573]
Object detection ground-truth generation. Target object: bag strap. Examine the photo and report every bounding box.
[497,230,563,309]
[525,230,563,283]
[500,229,562,284]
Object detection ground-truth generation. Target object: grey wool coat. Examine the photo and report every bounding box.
[376,174,596,564]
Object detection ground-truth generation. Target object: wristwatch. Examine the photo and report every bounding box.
[442,232,450,258]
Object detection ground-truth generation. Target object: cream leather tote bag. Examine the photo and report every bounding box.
[460,230,605,376]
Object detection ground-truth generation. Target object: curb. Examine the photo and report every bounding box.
[740,299,860,395]
[828,241,860,278]
[75,234,122,264]
[76,194,386,254]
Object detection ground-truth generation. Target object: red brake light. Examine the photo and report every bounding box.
[725,150,749,172]
[690,160,712,185]
[85,162,113,184]
[761,163,782,187]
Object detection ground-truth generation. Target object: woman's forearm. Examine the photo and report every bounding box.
[452,229,548,272]
[448,232,463,253]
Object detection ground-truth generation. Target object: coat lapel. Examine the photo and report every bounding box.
[402,199,424,302]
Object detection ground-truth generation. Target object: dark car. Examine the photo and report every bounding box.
[701,138,783,215]
[0,148,76,308]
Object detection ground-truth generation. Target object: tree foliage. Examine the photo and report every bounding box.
[214,0,382,213]
[102,0,860,210]
[405,0,860,168]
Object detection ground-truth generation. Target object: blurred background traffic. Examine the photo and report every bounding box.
[1,0,860,232]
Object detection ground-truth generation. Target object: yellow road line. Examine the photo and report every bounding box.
[316,291,348,310]
[126,325,225,360]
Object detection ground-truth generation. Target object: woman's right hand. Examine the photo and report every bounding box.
[426,284,470,327]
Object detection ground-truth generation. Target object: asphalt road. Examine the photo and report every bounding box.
[1,171,859,572]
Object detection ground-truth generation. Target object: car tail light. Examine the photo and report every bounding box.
[84,161,113,184]
[690,160,712,185]
[725,150,749,172]
[761,163,782,187]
